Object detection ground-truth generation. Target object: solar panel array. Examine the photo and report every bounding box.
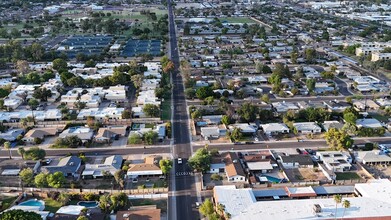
[59,36,113,58]
[121,40,161,57]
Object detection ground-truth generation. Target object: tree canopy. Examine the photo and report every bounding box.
[0,209,42,220]
[188,147,212,173]
[325,128,353,151]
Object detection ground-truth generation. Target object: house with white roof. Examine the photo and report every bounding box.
[356,118,383,129]
[82,155,123,179]
[356,150,391,165]
[228,123,257,134]
[322,121,344,132]
[293,122,322,134]
[260,123,290,136]
[77,107,124,120]
[316,151,352,172]
[59,127,94,142]
[272,102,300,113]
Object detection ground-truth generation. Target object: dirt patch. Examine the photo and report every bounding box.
[284,168,326,182]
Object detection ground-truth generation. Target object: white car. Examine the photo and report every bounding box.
[178,158,182,164]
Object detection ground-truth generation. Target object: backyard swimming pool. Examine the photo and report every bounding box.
[77,201,99,208]
[17,199,45,211]
[262,175,282,183]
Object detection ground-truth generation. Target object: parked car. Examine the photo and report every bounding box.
[178,158,182,164]
[296,148,302,154]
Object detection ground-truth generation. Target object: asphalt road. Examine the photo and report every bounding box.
[193,137,391,152]
[167,1,199,220]
[0,146,171,157]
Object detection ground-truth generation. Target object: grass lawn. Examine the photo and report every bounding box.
[219,17,255,23]
[335,172,361,180]
[161,98,171,121]
[0,196,18,211]
[128,199,167,213]
[44,199,63,213]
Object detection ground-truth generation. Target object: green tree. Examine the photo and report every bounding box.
[342,199,351,219]
[18,147,25,160]
[321,71,335,79]
[28,98,39,110]
[24,147,46,160]
[114,170,124,189]
[110,71,130,85]
[261,94,270,103]
[99,195,112,214]
[58,192,70,205]
[131,74,143,89]
[3,141,11,159]
[159,159,173,175]
[185,88,196,99]
[343,112,357,125]
[306,78,316,93]
[221,115,231,126]
[199,198,214,217]
[76,216,88,220]
[34,172,48,188]
[121,109,132,119]
[143,104,160,117]
[325,128,353,151]
[52,58,68,71]
[47,171,66,188]
[143,131,158,145]
[229,127,243,142]
[33,88,52,102]
[237,103,258,122]
[333,195,342,218]
[19,168,34,186]
[305,48,317,63]
[110,192,128,211]
[191,110,202,119]
[188,147,212,173]
[128,134,142,144]
[341,123,358,136]
[196,87,214,100]
[0,209,42,220]
[74,101,86,112]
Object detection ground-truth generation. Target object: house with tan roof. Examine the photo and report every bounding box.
[116,205,161,220]
[223,152,247,182]
[22,127,62,144]
[94,126,127,143]
[126,155,163,178]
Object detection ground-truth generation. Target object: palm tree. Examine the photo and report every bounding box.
[333,194,342,219]
[4,141,12,159]
[342,199,351,219]
[18,147,25,160]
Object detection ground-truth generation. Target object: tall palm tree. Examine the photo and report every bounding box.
[4,141,12,159]
[18,147,25,160]
[333,194,342,219]
[342,199,351,219]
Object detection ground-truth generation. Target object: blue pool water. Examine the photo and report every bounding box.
[262,175,282,183]
[19,199,44,207]
[77,201,99,208]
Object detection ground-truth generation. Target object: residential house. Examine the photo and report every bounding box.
[0,129,24,141]
[82,155,123,179]
[260,123,290,136]
[59,126,94,142]
[223,152,247,182]
[293,122,322,134]
[77,107,124,120]
[22,127,62,143]
[94,126,127,143]
[323,100,351,112]
[316,151,352,172]
[353,99,379,111]
[208,156,226,174]
[322,121,343,132]
[356,118,383,129]
[116,206,161,220]
[41,156,81,177]
[279,154,314,169]
[356,151,391,165]
[228,123,257,134]
[200,127,221,140]
[127,155,163,178]
[272,102,300,113]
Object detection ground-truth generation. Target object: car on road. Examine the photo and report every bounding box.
[195,202,200,209]
[178,158,182,164]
